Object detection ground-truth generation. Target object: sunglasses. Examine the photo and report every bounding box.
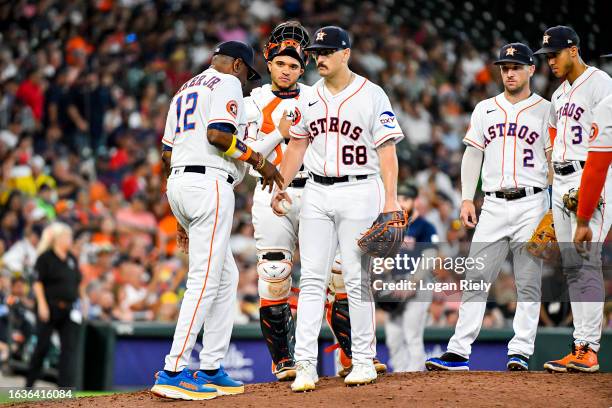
[310,48,339,58]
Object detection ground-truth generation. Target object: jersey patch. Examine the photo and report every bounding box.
[292,107,302,126]
[227,100,238,118]
[589,123,599,143]
[379,111,396,129]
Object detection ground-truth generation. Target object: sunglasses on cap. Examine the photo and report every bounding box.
[310,48,339,58]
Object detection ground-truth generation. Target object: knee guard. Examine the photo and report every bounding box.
[257,250,293,301]
[259,302,295,365]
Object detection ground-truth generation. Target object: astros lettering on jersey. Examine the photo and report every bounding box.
[289,74,404,176]
[548,66,612,162]
[464,92,552,191]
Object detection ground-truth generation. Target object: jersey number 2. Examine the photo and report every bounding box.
[175,92,198,134]
[523,148,534,168]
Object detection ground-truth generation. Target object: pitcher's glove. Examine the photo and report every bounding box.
[525,210,559,262]
[358,210,412,258]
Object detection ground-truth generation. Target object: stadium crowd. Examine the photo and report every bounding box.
[1,0,611,367]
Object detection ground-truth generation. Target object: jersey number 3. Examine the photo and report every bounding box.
[175,92,198,134]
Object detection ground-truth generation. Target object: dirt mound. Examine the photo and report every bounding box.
[12,372,612,408]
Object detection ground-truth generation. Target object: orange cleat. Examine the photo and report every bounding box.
[566,343,599,373]
[543,344,576,373]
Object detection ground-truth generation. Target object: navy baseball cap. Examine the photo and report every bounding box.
[494,43,534,65]
[304,26,351,51]
[213,41,261,81]
[534,26,580,55]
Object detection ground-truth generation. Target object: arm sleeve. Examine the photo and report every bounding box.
[161,98,177,148]
[542,102,553,152]
[371,86,405,148]
[208,77,243,128]
[548,99,557,129]
[463,105,485,151]
[249,128,284,158]
[461,146,483,201]
[576,151,612,220]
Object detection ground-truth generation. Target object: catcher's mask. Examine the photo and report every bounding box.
[264,22,310,68]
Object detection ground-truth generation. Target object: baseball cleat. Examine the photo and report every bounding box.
[151,368,217,400]
[344,360,377,386]
[566,343,599,373]
[196,366,244,395]
[425,352,470,371]
[507,354,529,371]
[273,359,297,381]
[291,361,319,392]
[543,344,577,373]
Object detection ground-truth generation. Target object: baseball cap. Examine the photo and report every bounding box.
[304,26,351,51]
[534,26,580,55]
[398,183,418,199]
[213,41,261,81]
[494,43,534,65]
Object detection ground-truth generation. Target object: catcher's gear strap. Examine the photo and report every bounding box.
[260,303,295,364]
[461,146,483,201]
[358,210,412,258]
[329,298,352,359]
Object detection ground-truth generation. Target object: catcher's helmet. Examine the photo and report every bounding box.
[264,21,310,68]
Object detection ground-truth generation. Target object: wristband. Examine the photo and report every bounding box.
[224,135,253,161]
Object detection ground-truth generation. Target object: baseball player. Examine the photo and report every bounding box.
[426,43,552,371]
[384,184,438,372]
[245,22,386,382]
[270,26,404,391]
[151,41,283,400]
[534,27,612,374]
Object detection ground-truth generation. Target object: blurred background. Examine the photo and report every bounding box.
[1,0,612,390]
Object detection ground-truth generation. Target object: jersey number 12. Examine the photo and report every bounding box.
[175,92,198,134]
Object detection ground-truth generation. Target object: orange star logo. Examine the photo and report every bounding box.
[543,34,550,45]
[316,31,326,41]
[505,46,517,56]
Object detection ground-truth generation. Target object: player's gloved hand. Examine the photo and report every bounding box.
[255,153,284,192]
[574,217,593,257]
[271,189,292,216]
[460,200,478,228]
[278,110,292,140]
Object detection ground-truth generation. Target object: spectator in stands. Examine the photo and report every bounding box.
[26,222,86,388]
[1,224,41,276]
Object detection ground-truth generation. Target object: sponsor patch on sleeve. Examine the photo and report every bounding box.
[379,111,396,129]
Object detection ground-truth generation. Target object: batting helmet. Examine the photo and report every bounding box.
[263,21,310,68]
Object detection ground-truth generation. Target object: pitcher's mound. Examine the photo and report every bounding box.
[13,372,612,407]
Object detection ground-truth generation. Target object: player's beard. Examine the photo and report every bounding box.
[505,81,527,96]
[272,78,298,91]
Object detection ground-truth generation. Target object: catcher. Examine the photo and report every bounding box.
[244,21,386,382]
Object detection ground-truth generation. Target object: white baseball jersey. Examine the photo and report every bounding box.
[549,66,612,162]
[162,67,247,182]
[588,92,612,152]
[289,75,404,176]
[244,83,309,178]
[463,92,551,192]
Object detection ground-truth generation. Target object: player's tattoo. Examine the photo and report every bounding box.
[375,139,395,150]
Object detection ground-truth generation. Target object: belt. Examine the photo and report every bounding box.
[173,166,234,184]
[485,187,543,200]
[258,177,307,188]
[309,172,370,185]
[553,161,585,176]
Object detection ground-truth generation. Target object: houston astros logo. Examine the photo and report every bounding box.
[226,100,238,118]
[543,34,550,45]
[589,122,599,142]
[316,31,326,41]
[505,46,517,56]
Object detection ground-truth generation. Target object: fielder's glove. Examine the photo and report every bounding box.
[525,210,559,263]
[562,188,602,216]
[358,210,412,258]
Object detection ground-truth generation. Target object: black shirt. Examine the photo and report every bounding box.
[34,250,81,305]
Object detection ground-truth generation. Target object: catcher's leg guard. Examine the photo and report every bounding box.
[260,303,296,381]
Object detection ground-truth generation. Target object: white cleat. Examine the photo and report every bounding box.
[291,361,319,392]
[344,360,377,386]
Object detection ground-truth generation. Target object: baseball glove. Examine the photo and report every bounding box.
[526,210,559,262]
[563,187,603,216]
[358,210,412,258]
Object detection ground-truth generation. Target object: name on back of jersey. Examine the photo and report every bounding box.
[176,73,221,95]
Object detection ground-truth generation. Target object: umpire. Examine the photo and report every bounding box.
[26,222,84,388]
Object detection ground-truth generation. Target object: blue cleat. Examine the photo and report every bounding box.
[151,368,217,400]
[197,366,245,395]
[507,354,529,371]
[425,352,470,371]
